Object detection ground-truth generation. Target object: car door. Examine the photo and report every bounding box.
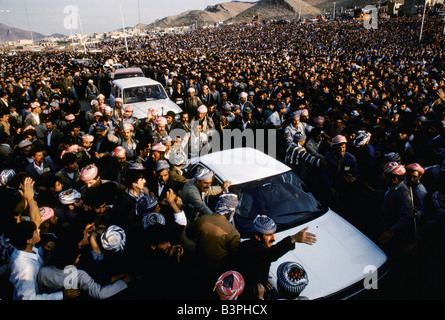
[109,84,116,108]
[184,163,223,211]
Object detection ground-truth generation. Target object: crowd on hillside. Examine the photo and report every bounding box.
[0,10,444,300]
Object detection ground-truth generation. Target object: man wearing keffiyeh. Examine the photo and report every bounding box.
[180,167,231,219]
[233,215,316,300]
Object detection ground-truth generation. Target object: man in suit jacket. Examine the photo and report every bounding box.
[0,90,11,109]
[148,160,181,202]
[168,150,189,189]
[41,116,65,161]
[180,168,231,219]
[177,112,191,133]
[184,88,203,118]
[199,85,213,107]
[165,111,181,133]
[25,146,58,183]
[55,152,81,190]
[91,122,117,158]
[23,102,43,128]
[230,106,265,132]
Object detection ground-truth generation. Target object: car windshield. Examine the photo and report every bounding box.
[123,84,167,103]
[232,171,326,237]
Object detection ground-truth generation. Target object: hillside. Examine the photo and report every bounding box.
[147,1,256,28]
[0,23,46,43]
[305,0,382,10]
[144,0,418,30]
[232,0,322,22]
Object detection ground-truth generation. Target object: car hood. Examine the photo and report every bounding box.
[128,99,182,119]
[267,209,387,300]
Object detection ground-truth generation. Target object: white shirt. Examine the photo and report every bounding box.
[47,130,53,147]
[37,265,127,300]
[9,247,63,300]
[182,131,208,157]
[158,182,165,197]
[1,98,8,107]
[33,161,45,176]
[242,119,250,131]
[31,112,40,125]
[173,210,187,226]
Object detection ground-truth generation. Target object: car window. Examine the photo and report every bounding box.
[184,164,202,179]
[123,84,168,103]
[114,72,143,80]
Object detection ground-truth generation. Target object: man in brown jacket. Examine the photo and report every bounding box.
[185,193,240,289]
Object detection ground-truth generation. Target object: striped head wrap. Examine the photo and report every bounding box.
[100,225,126,252]
[253,215,276,234]
[214,271,244,300]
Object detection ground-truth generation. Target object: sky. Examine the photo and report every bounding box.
[0,0,259,36]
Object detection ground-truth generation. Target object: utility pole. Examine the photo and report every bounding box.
[23,0,34,47]
[120,3,129,53]
[69,24,76,52]
[77,5,87,54]
[419,0,427,42]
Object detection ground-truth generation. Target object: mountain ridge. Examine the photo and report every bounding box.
[0,23,47,43]
[146,1,256,28]
[232,0,322,22]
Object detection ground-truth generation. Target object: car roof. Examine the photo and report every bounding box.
[112,77,162,89]
[114,67,143,75]
[193,147,291,185]
[74,58,93,63]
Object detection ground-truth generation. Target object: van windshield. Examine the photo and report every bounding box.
[114,72,144,80]
[232,171,326,237]
[123,84,168,103]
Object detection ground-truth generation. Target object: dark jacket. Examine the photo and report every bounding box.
[380,181,415,244]
[147,177,181,202]
[25,157,58,181]
[232,236,295,299]
[321,150,359,189]
[229,117,265,131]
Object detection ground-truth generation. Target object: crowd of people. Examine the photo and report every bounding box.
[0,9,444,300]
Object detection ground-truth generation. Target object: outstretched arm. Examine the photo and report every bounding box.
[290,227,317,245]
[19,177,41,228]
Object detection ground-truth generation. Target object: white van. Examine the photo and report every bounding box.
[109,77,182,119]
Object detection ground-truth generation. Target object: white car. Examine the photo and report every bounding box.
[109,77,182,119]
[186,147,388,300]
